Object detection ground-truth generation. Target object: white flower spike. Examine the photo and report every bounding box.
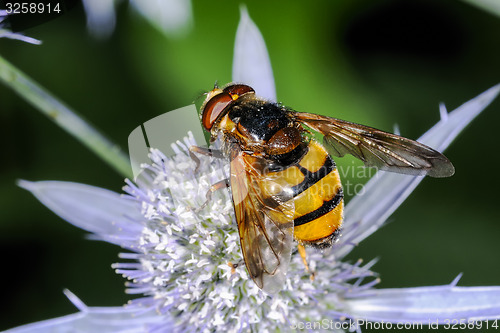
[232,5,276,102]
[7,7,500,333]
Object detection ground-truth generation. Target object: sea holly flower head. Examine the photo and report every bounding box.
[6,6,500,333]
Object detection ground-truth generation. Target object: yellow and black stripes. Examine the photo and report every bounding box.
[287,140,344,246]
[265,140,344,246]
[294,187,343,226]
[291,158,336,197]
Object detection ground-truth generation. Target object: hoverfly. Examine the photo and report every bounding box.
[190,83,454,294]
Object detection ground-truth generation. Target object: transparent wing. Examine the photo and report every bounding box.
[229,143,295,294]
[294,112,455,177]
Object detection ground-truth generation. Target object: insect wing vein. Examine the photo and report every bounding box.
[295,112,454,177]
[229,143,294,293]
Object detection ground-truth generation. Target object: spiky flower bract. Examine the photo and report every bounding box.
[0,10,41,44]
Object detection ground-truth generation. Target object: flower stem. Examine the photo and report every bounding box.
[0,54,132,179]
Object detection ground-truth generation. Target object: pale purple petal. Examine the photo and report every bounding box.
[232,6,276,101]
[130,0,193,37]
[81,0,116,39]
[419,84,500,151]
[0,30,42,44]
[4,291,168,333]
[343,279,500,323]
[18,180,143,248]
[334,84,500,259]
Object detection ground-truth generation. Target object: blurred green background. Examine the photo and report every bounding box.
[1,0,500,331]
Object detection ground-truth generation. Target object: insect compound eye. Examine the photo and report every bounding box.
[201,92,234,130]
[223,84,255,101]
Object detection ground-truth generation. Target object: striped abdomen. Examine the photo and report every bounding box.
[269,140,343,248]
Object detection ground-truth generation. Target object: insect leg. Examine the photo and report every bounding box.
[198,178,230,211]
[189,145,224,172]
[298,242,315,281]
[189,146,229,210]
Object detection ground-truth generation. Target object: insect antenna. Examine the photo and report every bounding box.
[192,90,209,104]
